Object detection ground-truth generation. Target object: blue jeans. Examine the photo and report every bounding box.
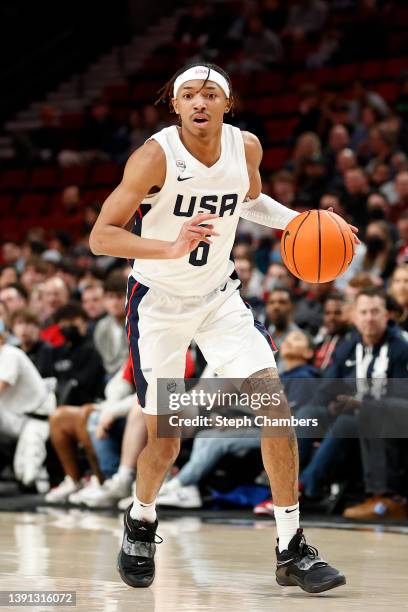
[300,413,359,498]
[87,411,127,478]
[177,428,261,486]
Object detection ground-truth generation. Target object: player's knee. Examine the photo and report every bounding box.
[149,437,180,464]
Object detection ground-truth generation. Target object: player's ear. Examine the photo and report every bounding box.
[172,98,179,114]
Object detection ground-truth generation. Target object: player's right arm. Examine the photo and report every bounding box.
[89,140,219,260]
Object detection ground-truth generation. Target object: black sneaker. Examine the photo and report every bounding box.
[275,528,346,593]
[117,505,163,588]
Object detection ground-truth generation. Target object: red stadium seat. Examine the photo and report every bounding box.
[0,169,28,191]
[269,94,299,116]
[82,188,111,206]
[383,57,407,78]
[60,165,87,187]
[104,83,130,103]
[0,195,13,217]
[16,193,48,216]
[261,147,290,173]
[357,60,384,82]
[265,118,298,143]
[374,82,398,103]
[0,218,19,241]
[60,112,85,130]
[88,162,121,186]
[29,166,59,190]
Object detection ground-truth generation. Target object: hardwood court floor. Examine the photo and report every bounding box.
[0,510,406,611]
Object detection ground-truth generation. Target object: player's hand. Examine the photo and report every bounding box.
[169,213,220,259]
[326,206,360,246]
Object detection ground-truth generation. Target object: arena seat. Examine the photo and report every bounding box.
[261,147,290,173]
[0,169,28,191]
[60,113,85,131]
[16,193,49,216]
[88,162,121,187]
[265,119,298,144]
[0,195,13,217]
[60,165,88,187]
[29,166,59,190]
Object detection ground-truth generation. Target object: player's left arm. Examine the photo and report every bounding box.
[241,131,299,229]
[240,131,360,243]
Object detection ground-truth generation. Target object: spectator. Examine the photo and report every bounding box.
[2,241,24,273]
[0,318,56,490]
[0,266,18,289]
[20,257,48,293]
[388,171,408,223]
[319,191,346,217]
[0,283,28,314]
[39,277,70,347]
[81,281,106,333]
[260,0,287,33]
[284,0,328,41]
[292,84,322,138]
[366,125,398,174]
[297,288,408,513]
[263,263,297,296]
[342,167,370,229]
[93,273,128,377]
[235,256,264,302]
[294,281,335,335]
[270,171,296,208]
[324,124,350,176]
[240,14,283,72]
[10,309,52,375]
[396,212,408,265]
[45,358,139,505]
[389,264,408,332]
[280,329,320,410]
[289,132,322,178]
[263,288,300,367]
[174,5,212,48]
[41,302,105,405]
[348,81,389,126]
[362,220,396,280]
[81,99,117,158]
[314,294,349,370]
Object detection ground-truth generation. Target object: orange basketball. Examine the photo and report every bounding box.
[280,210,355,283]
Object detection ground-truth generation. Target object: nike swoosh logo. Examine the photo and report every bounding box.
[137,561,146,565]
[285,508,297,513]
[345,360,356,366]
[177,176,193,181]
[220,283,227,292]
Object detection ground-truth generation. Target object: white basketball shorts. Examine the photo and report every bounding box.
[125,274,277,414]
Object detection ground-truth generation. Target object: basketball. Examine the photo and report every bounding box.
[280,210,355,283]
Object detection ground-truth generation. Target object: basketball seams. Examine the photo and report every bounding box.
[292,210,311,279]
[327,211,347,277]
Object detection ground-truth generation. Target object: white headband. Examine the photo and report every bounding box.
[173,66,230,99]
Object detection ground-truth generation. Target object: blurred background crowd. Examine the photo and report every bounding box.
[0,0,408,522]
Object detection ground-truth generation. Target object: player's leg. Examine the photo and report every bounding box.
[118,277,191,588]
[195,282,345,592]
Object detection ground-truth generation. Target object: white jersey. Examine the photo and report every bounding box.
[130,124,249,296]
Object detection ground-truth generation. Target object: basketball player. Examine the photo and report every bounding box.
[90,63,352,593]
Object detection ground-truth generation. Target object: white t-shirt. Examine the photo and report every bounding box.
[0,345,48,416]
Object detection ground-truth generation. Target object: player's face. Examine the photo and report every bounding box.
[172,80,230,134]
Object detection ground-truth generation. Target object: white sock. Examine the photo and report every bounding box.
[129,493,157,523]
[274,503,300,552]
[117,464,135,482]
